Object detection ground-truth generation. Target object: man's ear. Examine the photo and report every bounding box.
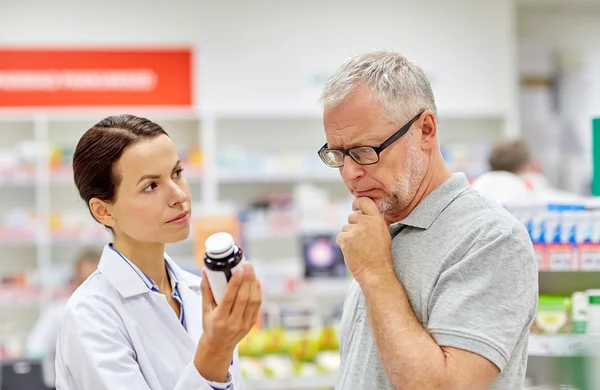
[89,198,115,228]
[419,110,438,152]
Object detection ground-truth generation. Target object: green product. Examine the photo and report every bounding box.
[592,118,600,196]
[532,295,572,334]
[572,291,588,335]
[588,290,600,335]
[284,329,321,363]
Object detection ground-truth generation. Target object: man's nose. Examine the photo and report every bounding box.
[340,155,364,182]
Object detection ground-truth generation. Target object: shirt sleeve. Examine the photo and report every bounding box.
[426,222,538,371]
[55,297,235,390]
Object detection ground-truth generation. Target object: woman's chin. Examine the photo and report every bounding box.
[163,229,191,244]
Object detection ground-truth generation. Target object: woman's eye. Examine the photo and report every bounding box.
[144,182,158,192]
[173,169,184,179]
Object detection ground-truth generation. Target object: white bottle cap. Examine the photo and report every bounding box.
[205,232,235,259]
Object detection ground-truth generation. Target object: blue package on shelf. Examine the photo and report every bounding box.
[507,202,600,271]
[546,204,587,212]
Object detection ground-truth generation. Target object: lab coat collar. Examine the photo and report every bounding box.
[164,253,201,292]
[98,245,151,298]
[98,244,200,299]
[163,254,203,342]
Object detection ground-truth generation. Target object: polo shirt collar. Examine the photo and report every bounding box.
[391,173,470,231]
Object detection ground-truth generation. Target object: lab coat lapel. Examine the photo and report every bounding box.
[164,255,204,344]
[100,245,198,360]
[98,244,150,298]
[177,283,204,344]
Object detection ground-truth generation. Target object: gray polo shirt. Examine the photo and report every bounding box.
[335,173,538,390]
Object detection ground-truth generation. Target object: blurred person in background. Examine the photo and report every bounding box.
[54,114,261,390]
[488,139,541,176]
[471,139,581,204]
[318,50,538,390]
[26,249,101,388]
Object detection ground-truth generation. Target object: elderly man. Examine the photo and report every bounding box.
[318,51,538,390]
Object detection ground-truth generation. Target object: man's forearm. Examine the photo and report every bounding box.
[357,269,449,390]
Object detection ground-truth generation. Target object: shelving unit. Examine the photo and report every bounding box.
[0,106,517,387]
[0,112,204,356]
[246,373,338,390]
[513,200,600,388]
[528,334,600,357]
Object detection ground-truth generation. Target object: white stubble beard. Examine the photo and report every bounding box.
[375,137,427,217]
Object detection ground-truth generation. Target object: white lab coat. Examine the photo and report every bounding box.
[54,244,245,390]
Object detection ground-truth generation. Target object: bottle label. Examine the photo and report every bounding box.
[205,257,246,305]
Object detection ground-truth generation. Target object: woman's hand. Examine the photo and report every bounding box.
[194,262,262,382]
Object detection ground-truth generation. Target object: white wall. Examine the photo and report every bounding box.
[0,0,518,124]
[518,4,600,192]
[518,3,600,58]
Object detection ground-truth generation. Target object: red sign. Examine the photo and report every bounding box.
[0,48,192,107]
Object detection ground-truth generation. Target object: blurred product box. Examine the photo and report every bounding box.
[507,203,600,271]
[532,295,572,335]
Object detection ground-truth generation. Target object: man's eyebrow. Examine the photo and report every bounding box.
[328,139,378,149]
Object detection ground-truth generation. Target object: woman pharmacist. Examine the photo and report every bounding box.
[54,114,262,390]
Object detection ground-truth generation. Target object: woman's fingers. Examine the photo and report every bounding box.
[214,266,244,318]
[203,263,263,344]
[243,276,262,329]
[229,265,252,321]
[200,270,215,318]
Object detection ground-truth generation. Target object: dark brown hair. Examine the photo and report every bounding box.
[488,139,531,173]
[75,249,101,267]
[73,114,168,227]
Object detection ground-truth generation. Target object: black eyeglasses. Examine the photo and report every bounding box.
[318,111,424,168]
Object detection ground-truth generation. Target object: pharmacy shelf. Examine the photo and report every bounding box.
[49,235,111,246]
[0,175,36,187]
[218,171,340,184]
[245,373,338,390]
[528,335,600,357]
[49,165,205,185]
[262,279,351,302]
[0,229,198,248]
[0,108,515,359]
[0,229,37,246]
[0,288,42,307]
[0,239,37,247]
[0,286,71,308]
[244,227,340,241]
[49,233,196,248]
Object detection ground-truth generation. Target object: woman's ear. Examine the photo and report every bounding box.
[89,198,115,228]
[420,110,438,152]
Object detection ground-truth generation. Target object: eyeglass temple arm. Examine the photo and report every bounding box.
[379,112,424,150]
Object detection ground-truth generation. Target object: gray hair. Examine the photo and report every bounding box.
[320,50,437,124]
